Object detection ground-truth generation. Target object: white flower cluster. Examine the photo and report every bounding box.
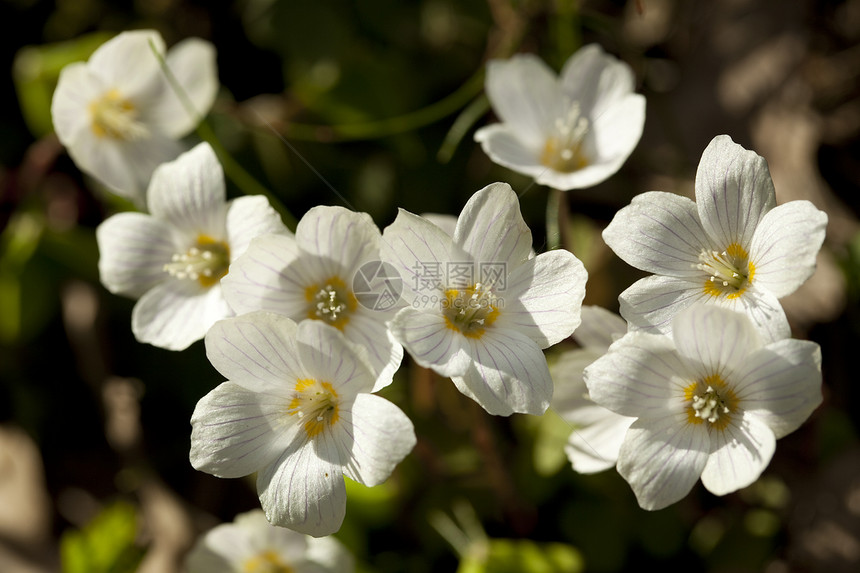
[50,28,826,549]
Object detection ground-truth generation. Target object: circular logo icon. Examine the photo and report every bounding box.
[352,260,403,311]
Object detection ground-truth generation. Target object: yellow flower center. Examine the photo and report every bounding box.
[442,282,500,339]
[242,550,294,573]
[698,242,756,299]
[88,88,149,140]
[163,234,231,288]
[683,374,739,431]
[287,378,340,438]
[305,276,357,330]
[539,101,590,173]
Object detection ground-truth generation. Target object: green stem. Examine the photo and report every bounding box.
[546,188,563,251]
[148,40,297,231]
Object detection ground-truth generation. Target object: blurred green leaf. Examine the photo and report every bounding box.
[458,539,584,573]
[60,501,145,573]
[13,32,112,137]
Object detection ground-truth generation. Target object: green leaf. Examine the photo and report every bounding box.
[60,501,145,573]
[458,539,584,573]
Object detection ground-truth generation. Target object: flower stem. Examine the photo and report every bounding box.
[147,40,298,231]
[546,188,562,250]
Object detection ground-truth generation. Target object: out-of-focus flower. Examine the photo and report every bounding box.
[190,313,416,536]
[51,29,218,204]
[221,205,402,391]
[381,182,587,416]
[602,135,828,343]
[185,509,354,573]
[96,142,286,350]
[550,306,634,474]
[474,44,645,190]
[584,304,822,510]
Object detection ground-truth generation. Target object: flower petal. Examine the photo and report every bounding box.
[451,327,553,416]
[146,38,218,138]
[560,44,636,118]
[749,200,828,298]
[602,191,709,278]
[584,331,689,418]
[221,233,309,317]
[453,182,533,267]
[572,305,627,350]
[380,209,453,300]
[616,412,710,510]
[700,412,776,496]
[189,381,300,479]
[97,212,177,297]
[295,206,381,281]
[147,142,227,237]
[132,280,230,350]
[388,307,472,377]
[257,430,346,537]
[87,30,164,98]
[496,249,587,347]
[695,135,776,249]
[618,275,709,335]
[295,320,377,398]
[343,312,403,392]
[51,62,103,148]
[589,93,645,169]
[336,393,416,486]
[473,124,543,178]
[733,339,822,438]
[484,54,564,147]
[671,305,760,381]
[225,195,289,261]
[565,412,635,474]
[204,311,305,392]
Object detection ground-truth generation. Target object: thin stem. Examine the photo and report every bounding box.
[147,40,297,230]
[546,188,563,251]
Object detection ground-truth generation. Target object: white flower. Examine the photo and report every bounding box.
[51,29,218,204]
[602,134,828,343]
[584,304,822,510]
[185,509,354,573]
[220,206,403,391]
[550,306,634,474]
[190,313,416,537]
[474,44,645,190]
[380,182,588,416]
[96,142,287,350]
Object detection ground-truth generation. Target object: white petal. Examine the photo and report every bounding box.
[295,320,377,398]
[453,183,533,266]
[147,142,227,236]
[589,93,645,169]
[257,430,346,537]
[618,275,709,334]
[146,38,218,138]
[616,412,710,510]
[704,287,791,345]
[132,279,230,350]
[671,305,760,381]
[388,307,472,377]
[380,209,453,300]
[700,412,776,496]
[572,305,627,350]
[496,249,587,347]
[221,233,310,317]
[602,191,709,278]
[749,201,828,298]
[560,44,635,118]
[205,312,307,391]
[96,212,177,297]
[565,413,634,474]
[51,62,103,147]
[343,312,403,392]
[473,124,543,178]
[733,339,822,438]
[484,54,564,147]
[189,381,299,479]
[452,328,553,416]
[295,206,381,281]
[584,331,689,418]
[87,30,164,98]
[695,135,776,249]
[226,195,290,260]
[336,393,416,486]
[534,158,631,191]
